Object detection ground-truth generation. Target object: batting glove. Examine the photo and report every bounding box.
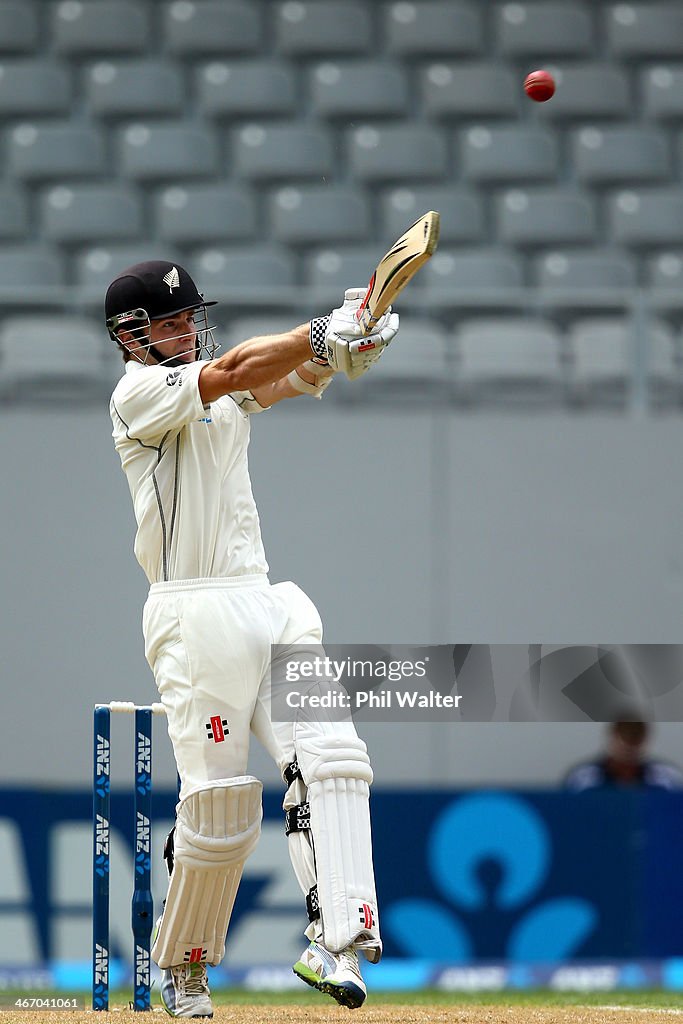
[309,289,399,382]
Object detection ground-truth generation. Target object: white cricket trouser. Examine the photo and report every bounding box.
[142,575,359,797]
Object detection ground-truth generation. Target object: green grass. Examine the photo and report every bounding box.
[11,989,682,1010]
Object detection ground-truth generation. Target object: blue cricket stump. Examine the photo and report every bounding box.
[92,701,166,1012]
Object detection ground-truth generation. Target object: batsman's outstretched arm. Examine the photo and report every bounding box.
[198,323,311,405]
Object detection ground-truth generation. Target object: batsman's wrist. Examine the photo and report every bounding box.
[309,315,331,362]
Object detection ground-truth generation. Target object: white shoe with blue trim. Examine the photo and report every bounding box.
[160,962,213,1018]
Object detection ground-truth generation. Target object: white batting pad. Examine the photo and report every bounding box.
[152,776,262,969]
[296,726,382,961]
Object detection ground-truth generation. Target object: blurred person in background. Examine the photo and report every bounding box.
[564,718,683,791]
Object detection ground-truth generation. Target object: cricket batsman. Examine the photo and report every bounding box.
[106,261,397,1016]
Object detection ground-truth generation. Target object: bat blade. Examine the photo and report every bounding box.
[356,210,440,334]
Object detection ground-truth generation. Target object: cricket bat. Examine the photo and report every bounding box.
[356,210,440,335]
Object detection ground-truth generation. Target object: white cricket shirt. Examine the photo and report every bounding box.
[110,360,269,584]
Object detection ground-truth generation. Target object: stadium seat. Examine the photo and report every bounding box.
[0,60,71,115]
[646,252,683,312]
[197,61,296,118]
[0,316,104,402]
[269,186,370,244]
[424,249,524,303]
[571,126,670,184]
[41,185,143,243]
[163,2,262,55]
[648,252,683,289]
[0,247,65,300]
[385,2,483,56]
[85,62,184,117]
[8,124,105,180]
[567,318,633,406]
[275,2,372,54]
[233,124,333,180]
[75,245,184,298]
[422,63,519,118]
[51,1,150,54]
[119,124,219,180]
[533,63,630,119]
[348,125,448,181]
[382,187,485,245]
[608,189,683,246]
[497,189,597,246]
[224,316,296,349]
[0,3,38,53]
[607,4,683,58]
[455,318,563,404]
[355,319,450,398]
[155,186,257,244]
[461,126,559,182]
[496,2,594,56]
[310,62,409,118]
[189,248,296,300]
[535,250,637,306]
[642,67,683,120]
[0,185,29,239]
[304,247,381,294]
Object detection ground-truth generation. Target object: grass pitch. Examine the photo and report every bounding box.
[1,990,682,1024]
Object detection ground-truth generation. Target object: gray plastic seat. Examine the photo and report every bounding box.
[276,1,371,54]
[310,62,409,118]
[0,3,38,53]
[120,124,219,180]
[648,252,683,289]
[646,252,683,312]
[190,248,295,298]
[305,247,380,294]
[497,189,597,246]
[0,60,71,115]
[461,126,558,182]
[8,124,105,180]
[155,186,257,244]
[0,316,103,401]
[358,319,449,395]
[568,318,632,405]
[270,186,370,244]
[198,61,296,118]
[234,124,333,180]
[534,63,630,119]
[536,249,637,303]
[86,62,184,118]
[649,323,679,406]
[571,126,670,183]
[385,2,483,55]
[382,187,484,244]
[348,124,447,181]
[422,62,519,117]
[424,249,524,296]
[455,318,563,404]
[496,3,594,56]
[607,4,683,58]
[41,185,143,242]
[224,316,296,349]
[52,1,150,54]
[75,245,184,296]
[0,185,29,239]
[0,247,65,299]
[608,188,683,246]
[642,67,683,120]
[164,2,262,55]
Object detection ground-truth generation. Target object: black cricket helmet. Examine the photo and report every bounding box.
[105,260,219,366]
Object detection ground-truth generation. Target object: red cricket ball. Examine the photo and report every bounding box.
[524,69,556,102]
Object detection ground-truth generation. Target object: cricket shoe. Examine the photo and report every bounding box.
[293,941,366,1009]
[159,962,213,1018]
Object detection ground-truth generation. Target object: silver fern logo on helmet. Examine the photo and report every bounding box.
[162,267,180,292]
